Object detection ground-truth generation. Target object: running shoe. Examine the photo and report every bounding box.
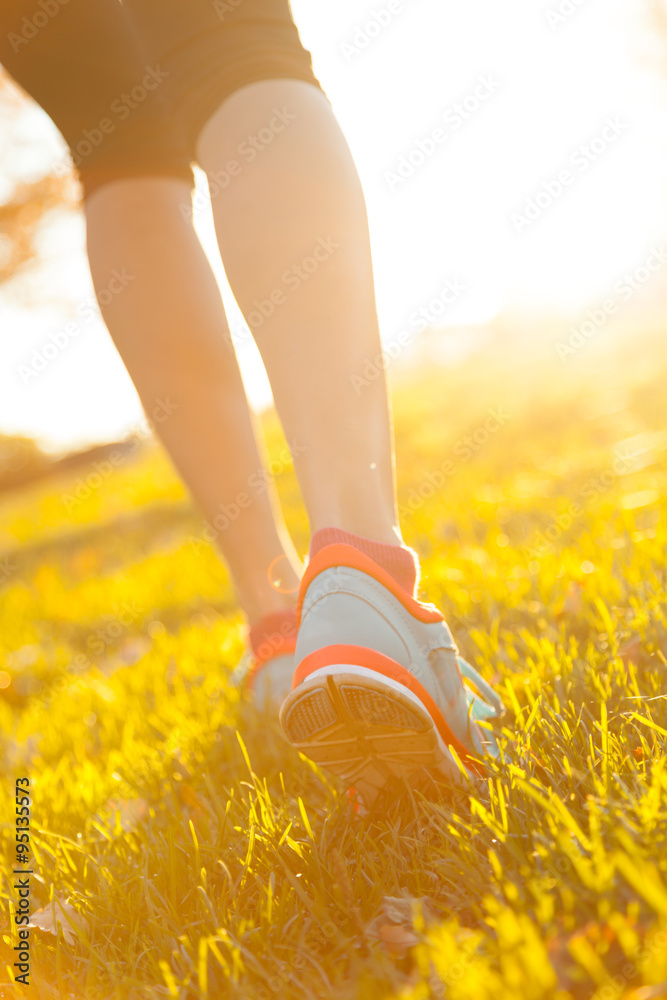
[279,544,503,805]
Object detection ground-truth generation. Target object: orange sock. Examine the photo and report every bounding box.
[309,527,420,597]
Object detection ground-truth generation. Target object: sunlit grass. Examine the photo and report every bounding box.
[1,335,666,998]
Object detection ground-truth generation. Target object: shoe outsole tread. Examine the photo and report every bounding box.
[280,669,456,805]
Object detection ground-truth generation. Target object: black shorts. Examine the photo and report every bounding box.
[0,0,324,197]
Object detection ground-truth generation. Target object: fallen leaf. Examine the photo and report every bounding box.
[377,922,419,955]
[31,898,87,947]
[366,894,439,957]
[382,895,438,925]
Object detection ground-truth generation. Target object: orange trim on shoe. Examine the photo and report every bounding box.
[297,544,443,627]
[292,643,483,776]
[246,636,297,690]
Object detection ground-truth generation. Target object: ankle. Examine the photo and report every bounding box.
[235,553,302,625]
[242,590,298,627]
[311,516,402,549]
[238,573,300,626]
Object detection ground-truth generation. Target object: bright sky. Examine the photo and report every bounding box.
[0,0,666,451]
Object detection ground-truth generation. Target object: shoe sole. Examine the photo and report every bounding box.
[279,662,471,808]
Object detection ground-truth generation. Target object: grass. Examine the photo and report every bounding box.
[1,330,666,999]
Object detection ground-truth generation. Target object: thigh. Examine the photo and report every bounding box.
[0,0,193,195]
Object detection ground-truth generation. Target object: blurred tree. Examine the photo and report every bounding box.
[0,70,78,287]
[0,433,49,490]
[0,71,79,476]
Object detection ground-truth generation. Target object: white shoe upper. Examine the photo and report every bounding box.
[295,560,503,757]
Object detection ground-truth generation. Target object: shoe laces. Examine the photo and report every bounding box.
[457,656,504,720]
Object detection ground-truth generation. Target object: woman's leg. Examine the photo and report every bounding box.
[85,177,302,622]
[195,83,503,792]
[0,0,303,626]
[196,80,403,547]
